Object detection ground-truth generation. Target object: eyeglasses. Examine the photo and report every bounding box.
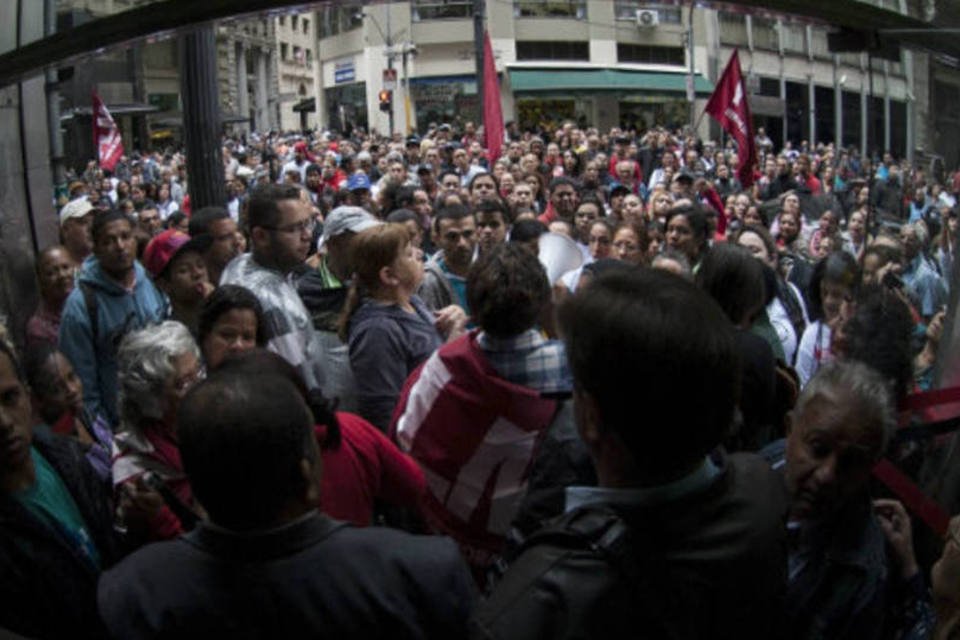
[264,219,316,235]
[173,366,206,395]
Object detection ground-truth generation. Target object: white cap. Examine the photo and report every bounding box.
[59,197,94,227]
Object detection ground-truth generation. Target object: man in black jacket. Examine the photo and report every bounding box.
[98,369,475,638]
[0,340,118,639]
[472,269,788,639]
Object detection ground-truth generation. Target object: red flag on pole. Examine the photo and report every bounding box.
[704,50,756,188]
[92,91,124,172]
[482,30,504,163]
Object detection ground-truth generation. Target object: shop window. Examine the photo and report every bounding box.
[617,44,684,66]
[613,1,681,24]
[888,100,905,159]
[514,1,587,19]
[412,0,473,21]
[516,40,589,61]
[841,90,861,149]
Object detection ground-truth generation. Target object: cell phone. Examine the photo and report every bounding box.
[882,271,904,290]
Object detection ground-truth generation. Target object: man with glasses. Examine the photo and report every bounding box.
[220,184,327,391]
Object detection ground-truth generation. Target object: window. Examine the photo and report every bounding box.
[292,15,298,30]
[617,44,684,65]
[514,1,587,19]
[281,43,289,61]
[613,1,681,24]
[320,5,363,38]
[306,49,313,66]
[303,19,310,34]
[752,16,779,51]
[412,0,472,20]
[718,12,748,47]
[279,15,285,26]
[516,40,589,61]
[293,46,303,65]
[781,23,806,54]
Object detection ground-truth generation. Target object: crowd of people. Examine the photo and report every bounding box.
[2,115,960,638]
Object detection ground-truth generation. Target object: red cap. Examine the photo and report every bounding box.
[143,229,209,279]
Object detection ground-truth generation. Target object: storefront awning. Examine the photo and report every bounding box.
[508,68,713,96]
[293,97,316,113]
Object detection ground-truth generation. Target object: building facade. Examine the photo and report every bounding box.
[274,11,321,131]
[316,0,930,162]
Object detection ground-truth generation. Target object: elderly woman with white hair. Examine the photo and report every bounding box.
[112,320,205,543]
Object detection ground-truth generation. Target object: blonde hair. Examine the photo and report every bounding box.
[337,223,411,342]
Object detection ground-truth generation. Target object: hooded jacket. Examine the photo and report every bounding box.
[58,257,166,427]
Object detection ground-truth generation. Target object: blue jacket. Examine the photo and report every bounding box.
[347,295,441,431]
[58,257,166,427]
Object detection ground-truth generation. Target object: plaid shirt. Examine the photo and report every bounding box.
[477,329,572,395]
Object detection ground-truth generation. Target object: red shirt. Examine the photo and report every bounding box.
[317,412,425,526]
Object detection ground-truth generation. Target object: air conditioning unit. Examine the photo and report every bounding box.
[636,8,660,28]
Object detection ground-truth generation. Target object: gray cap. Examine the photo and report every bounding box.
[321,206,381,246]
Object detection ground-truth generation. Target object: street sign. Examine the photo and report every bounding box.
[383,68,397,90]
[334,60,355,84]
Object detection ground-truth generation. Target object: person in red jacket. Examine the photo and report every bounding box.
[391,244,572,576]
[113,321,205,543]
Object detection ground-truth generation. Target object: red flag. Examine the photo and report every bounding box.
[92,91,124,172]
[482,30,504,163]
[704,50,756,188]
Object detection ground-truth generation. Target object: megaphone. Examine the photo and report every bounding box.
[538,232,584,285]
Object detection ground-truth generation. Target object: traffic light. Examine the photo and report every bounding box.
[378,90,393,112]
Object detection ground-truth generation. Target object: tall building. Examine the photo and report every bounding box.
[316,0,929,161]
[274,11,321,131]
[216,18,280,134]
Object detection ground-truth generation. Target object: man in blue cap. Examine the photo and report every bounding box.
[347,173,374,214]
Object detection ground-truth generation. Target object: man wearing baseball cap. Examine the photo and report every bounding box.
[347,172,374,214]
[143,230,214,337]
[59,197,95,267]
[297,206,381,411]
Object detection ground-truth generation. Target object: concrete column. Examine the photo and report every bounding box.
[834,57,843,150]
[236,42,250,131]
[860,68,868,159]
[179,25,226,209]
[883,65,892,153]
[884,93,891,154]
[256,48,269,132]
[780,75,787,147]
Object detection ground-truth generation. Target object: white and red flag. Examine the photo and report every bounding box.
[482,30,504,163]
[704,50,757,188]
[92,91,124,172]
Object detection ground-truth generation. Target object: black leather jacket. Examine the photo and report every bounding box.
[472,452,788,640]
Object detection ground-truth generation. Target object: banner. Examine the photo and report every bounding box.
[92,91,124,172]
[704,50,756,188]
[482,30,504,163]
